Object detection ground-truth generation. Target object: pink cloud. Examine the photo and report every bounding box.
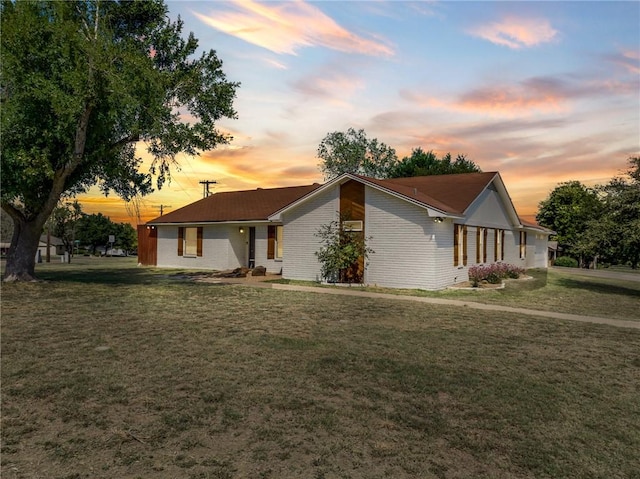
[193,0,394,57]
[604,48,640,75]
[468,16,558,49]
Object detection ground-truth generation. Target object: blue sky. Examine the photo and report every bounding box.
[80,1,640,223]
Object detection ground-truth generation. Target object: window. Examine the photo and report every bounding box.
[495,229,504,262]
[276,225,283,259]
[519,231,527,259]
[454,224,467,266]
[476,227,487,263]
[178,226,203,257]
[342,220,363,232]
[267,225,284,260]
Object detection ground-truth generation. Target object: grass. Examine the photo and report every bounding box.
[1,258,639,478]
[272,268,640,322]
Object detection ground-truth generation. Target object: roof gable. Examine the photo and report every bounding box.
[149,184,321,224]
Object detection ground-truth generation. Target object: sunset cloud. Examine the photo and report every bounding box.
[400,73,637,116]
[468,16,557,49]
[192,0,394,57]
[457,77,568,114]
[291,72,364,102]
[604,48,640,75]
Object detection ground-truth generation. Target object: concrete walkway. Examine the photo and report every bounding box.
[243,282,640,330]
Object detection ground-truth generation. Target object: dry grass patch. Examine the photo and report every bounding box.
[1,260,639,478]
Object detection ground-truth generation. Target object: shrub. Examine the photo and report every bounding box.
[314,216,374,283]
[468,263,524,287]
[554,256,578,268]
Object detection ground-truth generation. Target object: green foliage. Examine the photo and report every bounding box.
[1,0,237,279]
[388,148,481,178]
[576,157,640,268]
[554,256,579,268]
[317,131,480,181]
[314,216,374,283]
[537,158,640,269]
[47,200,83,256]
[75,213,135,254]
[0,208,14,243]
[536,181,602,255]
[317,128,397,180]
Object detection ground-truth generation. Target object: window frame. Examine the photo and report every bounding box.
[454,223,468,267]
[178,226,203,257]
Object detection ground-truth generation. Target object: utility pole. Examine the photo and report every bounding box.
[155,204,172,216]
[199,180,217,198]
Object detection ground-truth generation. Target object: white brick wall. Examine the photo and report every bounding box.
[155,223,284,273]
[281,188,339,281]
[365,187,439,289]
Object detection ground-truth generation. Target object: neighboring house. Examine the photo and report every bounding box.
[37,235,65,260]
[140,172,552,290]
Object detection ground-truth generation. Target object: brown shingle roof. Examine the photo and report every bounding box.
[149,184,322,224]
[353,172,498,214]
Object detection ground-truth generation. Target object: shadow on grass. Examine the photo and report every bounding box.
[554,277,640,298]
[35,267,160,285]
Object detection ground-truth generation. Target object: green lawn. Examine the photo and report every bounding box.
[2,258,639,478]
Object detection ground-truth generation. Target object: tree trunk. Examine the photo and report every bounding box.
[3,217,45,282]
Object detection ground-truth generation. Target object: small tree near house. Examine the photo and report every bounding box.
[315,215,374,284]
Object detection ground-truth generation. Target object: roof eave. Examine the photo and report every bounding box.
[147,219,275,226]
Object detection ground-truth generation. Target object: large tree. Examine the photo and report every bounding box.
[576,157,640,268]
[536,181,602,258]
[388,148,481,178]
[1,0,238,280]
[317,128,398,180]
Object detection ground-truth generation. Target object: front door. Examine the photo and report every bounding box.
[248,227,256,268]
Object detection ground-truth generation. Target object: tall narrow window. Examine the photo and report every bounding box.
[476,227,487,263]
[519,231,527,259]
[454,224,467,266]
[268,225,284,260]
[495,229,504,262]
[275,225,284,259]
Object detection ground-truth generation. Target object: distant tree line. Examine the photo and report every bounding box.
[536,157,640,269]
[317,128,481,180]
[47,202,137,258]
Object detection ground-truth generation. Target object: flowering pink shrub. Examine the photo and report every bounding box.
[468,263,524,287]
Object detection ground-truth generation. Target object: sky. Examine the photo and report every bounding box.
[78,0,640,225]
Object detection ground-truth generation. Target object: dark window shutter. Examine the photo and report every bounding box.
[197,227,203,257]
[476,227,481,264]
[453,224,459,266]
[494,229,499,262]
[267,225,276,260]
[483,228,488,263]
[501,230,505,261]
[178,227,184,256]
[463,226,468,266]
